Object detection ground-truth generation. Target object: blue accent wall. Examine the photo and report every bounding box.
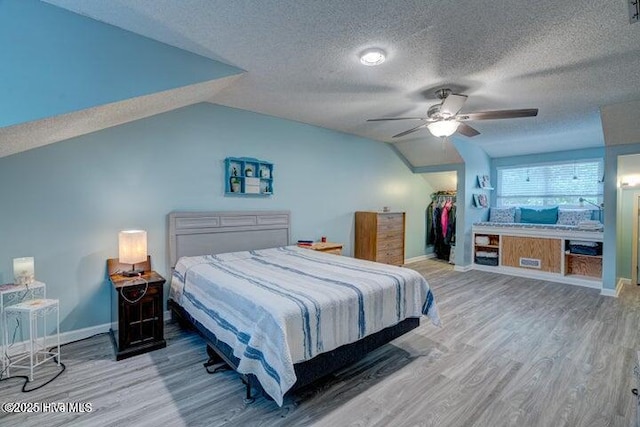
[0,103,431,332]
[452,139,491,266]
[0,0,241,128]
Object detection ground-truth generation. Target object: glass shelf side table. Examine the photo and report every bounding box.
[3,298,60,381]
[0,282,47,377]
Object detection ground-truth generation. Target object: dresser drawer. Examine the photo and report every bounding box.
[377,237,403,252]
[377,220,403,232]
[377,229,403,241]
[378,213,403,226]
[377,248,403,265]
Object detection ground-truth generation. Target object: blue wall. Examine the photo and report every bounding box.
[452,139,491,266]
[0,0,240,127]
[0,103,431,333]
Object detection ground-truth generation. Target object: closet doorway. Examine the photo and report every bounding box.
[633,193,640,285]
[421,171,458,263]
[618,154,640,286]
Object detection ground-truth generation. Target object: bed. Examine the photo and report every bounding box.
[167,211,440,405]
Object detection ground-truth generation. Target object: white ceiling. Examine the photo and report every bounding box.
[41,0,640,166]
[421,171,458,192]
[618,153,640,181]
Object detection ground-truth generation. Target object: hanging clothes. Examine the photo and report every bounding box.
[426,203,435,246]
[427,191,457,261]
[441,200,452,241]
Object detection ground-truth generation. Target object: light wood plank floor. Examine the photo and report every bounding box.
[1,259,638,426]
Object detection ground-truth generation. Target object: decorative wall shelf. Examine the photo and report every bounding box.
[224,157,274,196]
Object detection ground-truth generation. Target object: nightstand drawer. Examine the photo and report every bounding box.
[323,248,342,255]
[120,283,159,302]
[305,242,343,255]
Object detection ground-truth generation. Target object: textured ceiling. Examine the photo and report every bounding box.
[0,77,241,159]
[42,0,640,166]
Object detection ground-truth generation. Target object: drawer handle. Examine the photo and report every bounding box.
[633,388,638,396]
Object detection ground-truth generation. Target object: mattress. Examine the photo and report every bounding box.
[170,245,440,405]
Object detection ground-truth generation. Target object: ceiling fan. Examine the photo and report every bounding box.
[367,88,538,139]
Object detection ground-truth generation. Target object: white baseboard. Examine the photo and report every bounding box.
[454,264,473,272]
[601,278,629,297]
[405,253,435,264]
[4,310,175,357]
[470,264,602,290]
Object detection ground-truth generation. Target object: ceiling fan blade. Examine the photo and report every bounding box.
[392,123,430,138]
[457,122,481,137]
[459,108,538,121]
[440,94,468,116]
[367,117,426,122]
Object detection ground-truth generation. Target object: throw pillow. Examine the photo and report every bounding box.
[489,207,516,223]
[519,207,558,224]
[557,209,592,226]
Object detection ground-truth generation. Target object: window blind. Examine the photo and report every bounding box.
[497,160,603,207]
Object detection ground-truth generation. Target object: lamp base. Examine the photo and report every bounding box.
[122,269,144,277]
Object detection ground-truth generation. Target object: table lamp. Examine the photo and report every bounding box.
[119,230,147,277]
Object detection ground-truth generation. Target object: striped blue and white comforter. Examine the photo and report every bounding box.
[170,246,440,406]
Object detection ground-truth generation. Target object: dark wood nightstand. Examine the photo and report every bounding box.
[107,257,166,360]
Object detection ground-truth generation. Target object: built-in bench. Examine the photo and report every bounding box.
[472,207,603,289]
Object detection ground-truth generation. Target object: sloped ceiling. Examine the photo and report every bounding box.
[0,0,243,158]
[41,0,640,168]
[4,1,639,165]
[0,77,241,158]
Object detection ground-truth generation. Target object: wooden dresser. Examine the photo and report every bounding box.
[354,211,405,266]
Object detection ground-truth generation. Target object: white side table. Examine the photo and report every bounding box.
[0,282,46,375]
[4,298,60,381]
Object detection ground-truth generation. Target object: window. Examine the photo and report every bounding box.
[497,159,603,207]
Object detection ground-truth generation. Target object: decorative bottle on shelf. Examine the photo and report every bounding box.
[230,177,240,193]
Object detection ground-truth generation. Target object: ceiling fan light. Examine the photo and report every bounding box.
[359,48,386,66]
[427,121,460,137]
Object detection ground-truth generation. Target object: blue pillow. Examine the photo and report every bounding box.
[519,207,558,224]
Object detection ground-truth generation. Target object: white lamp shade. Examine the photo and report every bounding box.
[13,257,35,285]
[427,120,460,137]
[118,230,148,265]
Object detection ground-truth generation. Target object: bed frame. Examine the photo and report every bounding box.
[167,210,420,402]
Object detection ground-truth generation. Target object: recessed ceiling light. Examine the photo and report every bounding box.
[359,48,386,66]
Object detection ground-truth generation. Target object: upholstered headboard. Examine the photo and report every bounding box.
[168,210,291,267]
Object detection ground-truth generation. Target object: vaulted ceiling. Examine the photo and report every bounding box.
[8,1,640,166]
